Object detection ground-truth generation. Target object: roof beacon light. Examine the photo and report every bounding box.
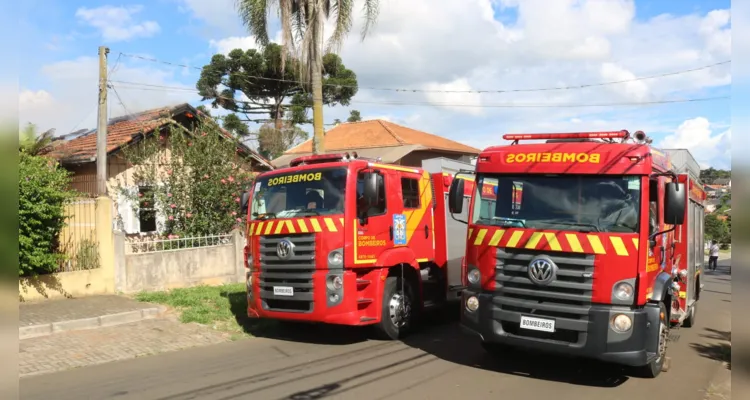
[502,130,630,141]
[289,153,350,167]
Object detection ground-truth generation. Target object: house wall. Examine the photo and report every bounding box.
[397,150,474,167]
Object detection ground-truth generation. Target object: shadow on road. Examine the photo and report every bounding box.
[399,303,630,388]
[222,291,370,345]
[690,328,731,370]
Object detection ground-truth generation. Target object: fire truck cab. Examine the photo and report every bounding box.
[448,130,705,378]
[241,154,479,339]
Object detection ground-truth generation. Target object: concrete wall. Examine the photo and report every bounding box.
[114,230,245,294]
[20,197,116,301]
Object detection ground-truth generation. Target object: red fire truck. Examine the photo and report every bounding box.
[240,154,484,339]
[448,130,705,378]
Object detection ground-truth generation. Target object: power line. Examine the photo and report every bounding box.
[109,80,730,109]
[116,52,730,94]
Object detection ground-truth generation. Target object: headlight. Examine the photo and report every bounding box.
[613,282,634,301]
[246,254,253,270]
[328,250,343,266]
[611,314,632,332]
[466,296,479,312]
[671,281,681,293]
[679,269,688,278]
[467,269,481,285]
[327,275,343,291]
[246,273,253,290]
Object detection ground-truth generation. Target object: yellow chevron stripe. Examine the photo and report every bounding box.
[566,234,584,253]
[255,222,264,235]
[324,218,337,232]
[610,236,628,256]
[525,232,544,249]
[404,171,433,243]
[543,232,562,251]
[370,163,419,173]
[632,238,639,250]
[506,231,524,247]
[249,223,255,236]
[468,228,474,239]
[474,229,488,245]
[488,230,505,246]
[587,235,605,254]
[285,220,296,234]
[297,219,309,233]
[679,291,687,299]
[274,221,284,234]
[264,221,274,235]
[339,218,344,227]
[310,219,322,232]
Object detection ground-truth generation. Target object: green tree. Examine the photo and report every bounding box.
[19,151,75,275]
[256,122,309,160]
[236,0,381,154]
[705,213,729,244]
[347,109,362,122]
[19,123,55,156]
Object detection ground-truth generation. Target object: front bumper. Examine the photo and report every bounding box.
[460,291,660,367]
[247,270,371,325]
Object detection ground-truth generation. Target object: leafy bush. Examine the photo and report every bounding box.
[118,117,256,237]
[19,152,75,276]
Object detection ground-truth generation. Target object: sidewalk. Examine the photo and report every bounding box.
[19,294,232,377]
[19,295,166,339]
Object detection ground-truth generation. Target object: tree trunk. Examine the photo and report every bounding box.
[310,2,325,155]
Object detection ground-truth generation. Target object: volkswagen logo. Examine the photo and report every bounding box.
[276,239,295,260]
[528,256,557,286]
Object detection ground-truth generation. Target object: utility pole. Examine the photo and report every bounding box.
[96,46,109,196]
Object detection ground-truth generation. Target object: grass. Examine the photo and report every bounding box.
[135,283,256,340]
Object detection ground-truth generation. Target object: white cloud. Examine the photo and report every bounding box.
[19,57,199,134]
[658,117,731,169]
[423,78,483,116]
[75,5,160,42]
[208,32,282,54]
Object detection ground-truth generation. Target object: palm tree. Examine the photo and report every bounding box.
[236,0,380,154]
[19,123,55,156]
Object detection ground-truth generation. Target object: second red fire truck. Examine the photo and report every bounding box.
[448,130,705,378]
[240,154,486,339]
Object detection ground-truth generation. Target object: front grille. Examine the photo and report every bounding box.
[493,249,594,344]
[259,234,316,313]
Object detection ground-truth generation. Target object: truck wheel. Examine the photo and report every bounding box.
[637,302,669,378]
[682,302,697,328]
[374,276,414,340]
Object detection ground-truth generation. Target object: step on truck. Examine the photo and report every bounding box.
[447,131,705,378]
[239,154,485,339]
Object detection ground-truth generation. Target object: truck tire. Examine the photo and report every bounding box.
[682,302,697,328]
[374,276,415,340]
[636,302,669,378]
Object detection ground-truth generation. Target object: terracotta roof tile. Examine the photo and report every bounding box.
[285,120,481,155]
[47,103,273,169]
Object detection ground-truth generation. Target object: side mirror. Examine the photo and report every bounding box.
[363,172,379,207]
[448,177,465,214]
[240,191,250,216]
[664,182,685,225]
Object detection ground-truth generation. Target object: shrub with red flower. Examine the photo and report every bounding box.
[117,117,256,238]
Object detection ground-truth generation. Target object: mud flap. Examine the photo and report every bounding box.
[644,302,662,358]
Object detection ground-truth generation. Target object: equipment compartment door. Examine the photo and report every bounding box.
[353,169,392,265]
[398,171,435,262]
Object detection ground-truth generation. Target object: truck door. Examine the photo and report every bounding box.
[398,171,434,262]
[353,168,392,265]
[647,177,666,276]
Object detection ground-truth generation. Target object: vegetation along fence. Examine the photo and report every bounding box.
[58,198,100,272]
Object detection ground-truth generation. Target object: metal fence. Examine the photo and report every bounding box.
[125,233,233,254]
[57,198,100,272]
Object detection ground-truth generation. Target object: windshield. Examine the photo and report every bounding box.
[472,174,642,233]
[251,168,347,220]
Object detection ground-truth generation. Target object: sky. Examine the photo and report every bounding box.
[11,0,733,169]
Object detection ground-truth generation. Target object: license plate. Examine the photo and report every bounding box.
[273,286,294,296]
[520,315,555,332]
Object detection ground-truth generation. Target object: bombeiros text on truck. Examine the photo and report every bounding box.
[239,153,490,339]
[447,130,705,378]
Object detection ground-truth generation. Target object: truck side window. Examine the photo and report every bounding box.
[357,171,386,217]
[649,178,659,235]
[401,177,420,209]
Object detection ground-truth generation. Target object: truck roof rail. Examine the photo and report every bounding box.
[503,130,631,144]
[289,152,380,167]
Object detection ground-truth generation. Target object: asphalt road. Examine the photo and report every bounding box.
[21,258,732,400]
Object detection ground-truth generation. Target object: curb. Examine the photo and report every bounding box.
[19,305,168,340]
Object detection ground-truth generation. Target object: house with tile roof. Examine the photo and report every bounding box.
[48,103,273,234]
[271,120,481,168]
